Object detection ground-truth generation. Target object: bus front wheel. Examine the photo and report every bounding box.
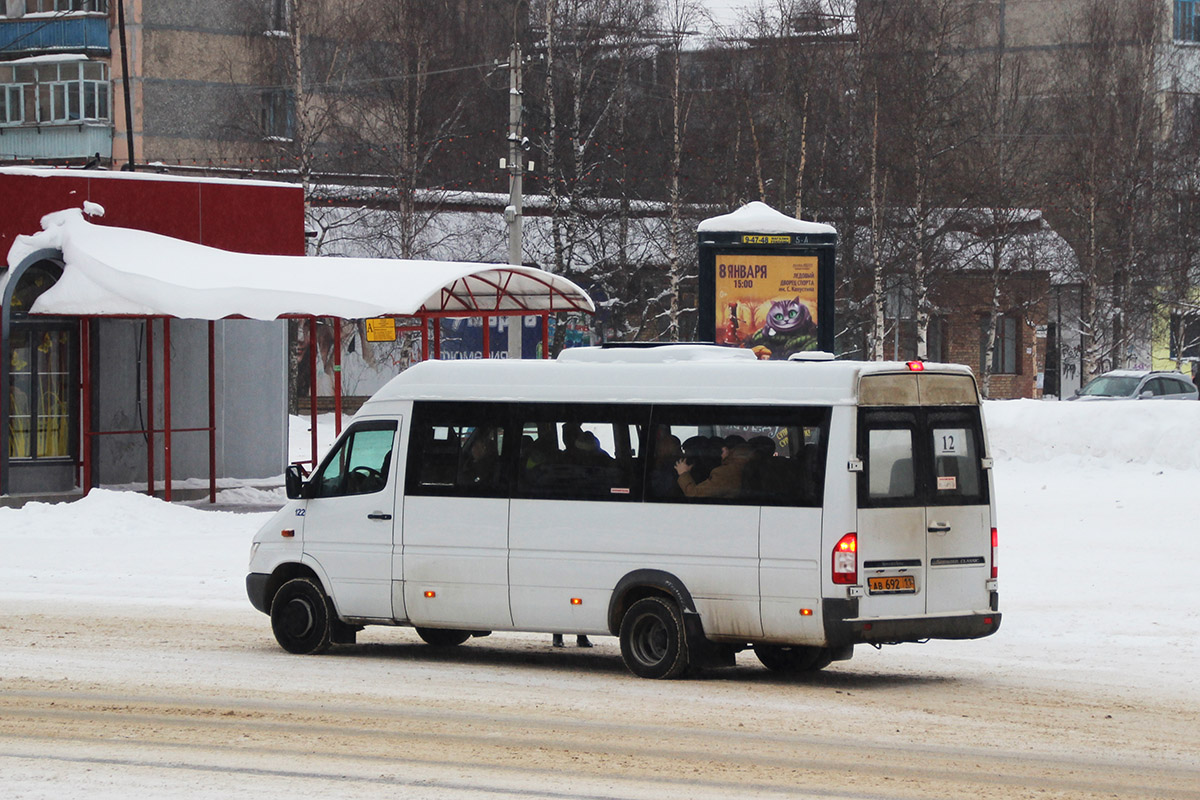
[619,596,690,679]
[270,577,334,655]
[754,644,832,673]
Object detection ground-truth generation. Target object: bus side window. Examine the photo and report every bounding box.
[417,425,460,487]
[406,402,510,498]
[310,423,397,498]
[514,406,645,501]
[647,406,829,507]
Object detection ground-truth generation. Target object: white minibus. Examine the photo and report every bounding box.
[246,344,1001,678]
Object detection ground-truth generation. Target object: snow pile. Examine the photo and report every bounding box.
[697,201,836,234]
[0,490,258,609]
[984,398,1200,469]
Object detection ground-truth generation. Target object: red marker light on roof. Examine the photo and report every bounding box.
[907,360,925,372]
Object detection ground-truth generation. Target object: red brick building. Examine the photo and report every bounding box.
[936,271,1051,399]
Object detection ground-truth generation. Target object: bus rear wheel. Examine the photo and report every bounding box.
[619,596,690,679]
[270,577,334,655]
[415,627,472,647]
[754,644,832,673]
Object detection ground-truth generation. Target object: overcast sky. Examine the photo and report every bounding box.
[702,0,753,28]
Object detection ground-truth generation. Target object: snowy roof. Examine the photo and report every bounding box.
[0,165,296,190]
[1,54,88,65]
[698,201,837,235]
[3,209,595,320]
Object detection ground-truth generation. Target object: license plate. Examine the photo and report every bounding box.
[868,575,916,594]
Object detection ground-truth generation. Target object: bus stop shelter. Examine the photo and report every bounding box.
[1,209,594,501]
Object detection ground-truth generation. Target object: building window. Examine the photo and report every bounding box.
[1,84,23,124]
[1173,93,1200,144]
[2,0,108,14]
[8,261,73,461]
[980,315,1019,375]
[0,61,109,126]
[261,88,294,140]
[8,328,73,460]
[1177,0,1200,42]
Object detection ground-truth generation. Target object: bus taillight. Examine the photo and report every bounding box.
[832,533,858,585]
[991,527,998,579]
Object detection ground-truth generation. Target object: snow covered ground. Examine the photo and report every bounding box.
[2,400,1198,700]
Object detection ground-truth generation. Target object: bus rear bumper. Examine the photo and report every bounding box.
[824,599,1001,646]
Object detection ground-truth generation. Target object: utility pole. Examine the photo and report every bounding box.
[504,40,527,358]
[116,0,135,170]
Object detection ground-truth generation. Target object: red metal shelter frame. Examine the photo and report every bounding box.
[60,270,588,503]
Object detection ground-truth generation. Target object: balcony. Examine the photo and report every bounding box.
[0,121,112,161]
[0,14,109,56]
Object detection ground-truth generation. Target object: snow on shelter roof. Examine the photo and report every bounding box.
[697,201,836,235]
[4,209,595,320]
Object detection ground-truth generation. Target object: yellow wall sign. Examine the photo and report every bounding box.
[714,253,819,360]
[742,234,792,244]
[365,318,397,342]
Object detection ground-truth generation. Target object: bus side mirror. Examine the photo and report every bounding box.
[285,464,307,499]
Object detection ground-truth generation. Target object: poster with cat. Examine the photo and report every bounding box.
[714,254,819,360]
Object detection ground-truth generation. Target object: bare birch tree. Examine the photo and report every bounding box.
[1050,0,1168,380]
[659,0,704,340]
[530,0,657,351]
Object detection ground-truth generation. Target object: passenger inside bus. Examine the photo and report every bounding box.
[571,430,614,467]
[458,429,499,488]
[649,429,684,498]
[674,435,754,499]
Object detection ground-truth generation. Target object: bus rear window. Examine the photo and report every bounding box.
[859,408,988,507]
[867,428,915,500]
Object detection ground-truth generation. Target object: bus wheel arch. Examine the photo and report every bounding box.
[607,569,698,635]
[256,562,325,615]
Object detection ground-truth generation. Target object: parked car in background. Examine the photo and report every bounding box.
[1071,370,1199,401]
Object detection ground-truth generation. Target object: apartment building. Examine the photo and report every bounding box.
[0,1,112,164]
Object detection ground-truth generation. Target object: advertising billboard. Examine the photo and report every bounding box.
[713,253,821,360]
[697,203,837,358]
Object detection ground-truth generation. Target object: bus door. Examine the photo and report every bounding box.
[755,417,829,644]
[402,407,513,630]
[856,408,991,617]
[856,411,927,618]
[300,419,400,620]
[923,409,992,615]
